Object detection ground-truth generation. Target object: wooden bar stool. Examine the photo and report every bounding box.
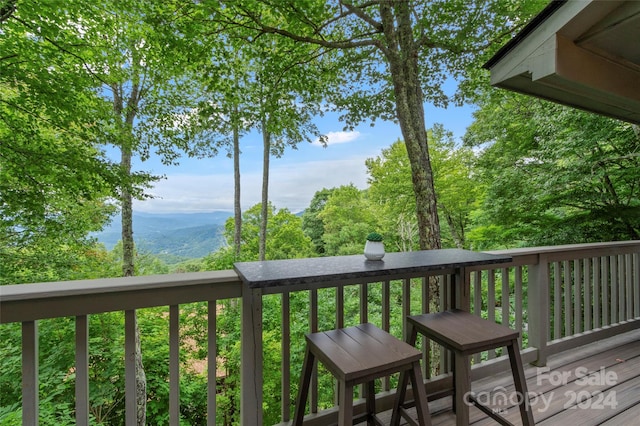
[396,310,535,426]
[293,323,431,426]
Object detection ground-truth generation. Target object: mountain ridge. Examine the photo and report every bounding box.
[94,211,233,260]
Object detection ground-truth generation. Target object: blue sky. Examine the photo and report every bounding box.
[131,101,476,214]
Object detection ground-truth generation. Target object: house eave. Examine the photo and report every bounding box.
[485,0,640,125]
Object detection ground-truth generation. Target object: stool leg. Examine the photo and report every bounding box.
[409,361,432,426]
[293,349,315,426]
[454,352,470,426]
[366,380,376,425]
[390,370,405,426]
[407,321,419,346]
[451,349,456,413]
[507,339,535,426]
[338,380,353,426]
[391,324,419,426]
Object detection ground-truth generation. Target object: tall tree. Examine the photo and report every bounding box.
[65,2,205,422]
[197,23,331,261]
[251,37,329,261]
[193,38,253,260]
[92,3,199,278]
[206,0,546,250]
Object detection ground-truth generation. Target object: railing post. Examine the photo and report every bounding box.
[281,292,291,423]
[169,305,180,426]
[75,315,89,426]
[528,254,550,366]
[453,267,471,311]
[22,321,38,426]
[241,284,263,426]
[124,310,137,426]
[207,301,217,426]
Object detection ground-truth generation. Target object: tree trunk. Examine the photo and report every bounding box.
[121,145,135,277]
[233,105,242,258]
[380,2,441,251]
[120,144,146,426]
[133,314,146,425]
[114,83,146,426]
[259,119,270,261]
[379,3,442,315]
[445,211,465,249]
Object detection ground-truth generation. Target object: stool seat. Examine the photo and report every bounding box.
[407,309,519,354]
[306,323,422,382]
[397,310,535,426]
[294,323,431,426]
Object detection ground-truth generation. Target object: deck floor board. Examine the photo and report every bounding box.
[365,328,640,425]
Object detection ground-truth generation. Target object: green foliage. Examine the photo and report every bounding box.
[135,225,225,261]
[1,32,119,284]
[202,246,238,271]
[318,185,378,256]
[366,140,419,251]
[203,0,548,250]
[301,188,336,255]
[222,203,315,262]
[3,2,637,425]
[212,299,242,425]
[0,315,124,425]
[469,270,530,358]
[465,91,640,246]
[366,131,480,251]
[429,125,482,248]
[0,0,210,283]
[170,258,206,273]
[0,323,22,421]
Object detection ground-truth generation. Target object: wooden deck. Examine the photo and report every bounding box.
[372,328,640,425]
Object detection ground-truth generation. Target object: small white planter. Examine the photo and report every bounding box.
[364,240,385,261]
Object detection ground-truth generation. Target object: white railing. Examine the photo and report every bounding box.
[1,241,639,425]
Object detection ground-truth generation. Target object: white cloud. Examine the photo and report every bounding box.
[134,157,370,214]
[313,131,361,146]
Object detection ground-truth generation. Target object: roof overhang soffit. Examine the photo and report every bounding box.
[485,0,640,125]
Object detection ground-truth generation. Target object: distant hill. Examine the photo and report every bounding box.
[94,212,232,260]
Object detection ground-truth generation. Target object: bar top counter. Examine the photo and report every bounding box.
[234,249,512,289]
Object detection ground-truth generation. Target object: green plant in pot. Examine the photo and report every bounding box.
[364,232,385,260]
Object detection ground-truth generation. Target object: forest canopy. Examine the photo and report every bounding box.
[1,1,639,425]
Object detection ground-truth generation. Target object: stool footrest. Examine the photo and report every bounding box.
[352,412,385,426]
[467,395,515,426]
[398,407,421,426]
